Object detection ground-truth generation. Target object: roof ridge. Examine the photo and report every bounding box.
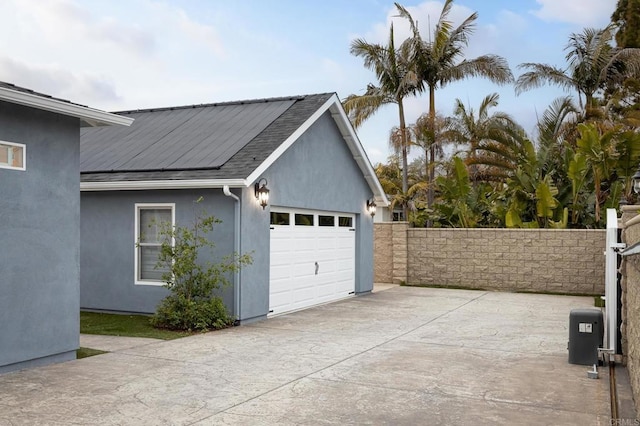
[113,93,335,115]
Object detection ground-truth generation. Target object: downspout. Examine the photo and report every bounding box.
[223,185,241,323]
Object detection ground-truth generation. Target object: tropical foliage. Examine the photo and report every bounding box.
[343,22,415,219]
[347,0,640,229]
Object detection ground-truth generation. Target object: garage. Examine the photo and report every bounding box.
[79,92,387,322]
[269,208,356,315]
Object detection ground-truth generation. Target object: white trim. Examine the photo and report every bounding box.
[245,94,389,206]
[78,94,389,206]
[327,100,389,207]
[0,86,134,128]
[268,206,356,316]
[0,140,26,171]
[134,203,175,286]
[246,96,336,185]
[81,178,246,191]
[269,207,355,229]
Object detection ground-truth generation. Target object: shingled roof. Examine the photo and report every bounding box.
[81,93,334,182]
[80,92,388,205]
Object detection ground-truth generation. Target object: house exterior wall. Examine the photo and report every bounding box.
[80,190,236,314]
[238,111,375,323]
[375,223,605,295]
[0,101,80,373]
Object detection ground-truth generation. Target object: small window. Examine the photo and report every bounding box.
[338,216,353,227]
[295,213,314,226]
[270,212,290,225]
[319,215,335,227]
[135,204,174,285]
[0,141,25,171]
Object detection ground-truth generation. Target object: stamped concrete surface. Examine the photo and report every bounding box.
[79,334,162,352]
[0,287,610,425]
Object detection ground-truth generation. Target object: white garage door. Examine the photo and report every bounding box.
[269,209,356,315]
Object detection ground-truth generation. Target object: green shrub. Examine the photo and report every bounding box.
[151,294,234,331]
[145,197,252,331]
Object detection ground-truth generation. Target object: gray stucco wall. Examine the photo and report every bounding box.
[238,111,375,322]
[80,190,236,314]
[80,110,375,323]
[0,101,80,373]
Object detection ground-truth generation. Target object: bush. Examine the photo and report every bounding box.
[151,294,234,331]
[145,197,252,331]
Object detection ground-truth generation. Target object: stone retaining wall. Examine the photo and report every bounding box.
[620,206,640,415]
[374,223,606,295]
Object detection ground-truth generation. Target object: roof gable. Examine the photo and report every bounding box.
[80,93,388,206]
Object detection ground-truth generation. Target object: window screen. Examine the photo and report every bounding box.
[137,206,173,282]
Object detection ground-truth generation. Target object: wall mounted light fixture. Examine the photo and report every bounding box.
[254,178,270,210]
[367,199,377,217]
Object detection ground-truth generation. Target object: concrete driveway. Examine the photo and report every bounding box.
[0,287,610,425]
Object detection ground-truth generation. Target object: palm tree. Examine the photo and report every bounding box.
[450,93,522,182]
[535,96,580,148]
[516,25,640,118]
[575,123,618,224]
[343,23,416,219]
[412,113,454,174]
[394,1,514,210]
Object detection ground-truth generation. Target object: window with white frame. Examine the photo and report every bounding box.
[0,141,25,170]
[135,204,174,285]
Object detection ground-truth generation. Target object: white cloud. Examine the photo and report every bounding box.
[531,0,617,27]
[176,9,225,57]
[10,0,156,57]
[0,57,121,105]
[361,1,478,45]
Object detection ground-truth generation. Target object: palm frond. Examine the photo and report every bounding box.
[342,87,394,128]
[445,55,514,86]
[515,63,574,95]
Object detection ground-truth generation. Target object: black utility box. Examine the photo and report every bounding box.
[568,308,604,365]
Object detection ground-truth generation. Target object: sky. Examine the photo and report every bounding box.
[0,0,619,165]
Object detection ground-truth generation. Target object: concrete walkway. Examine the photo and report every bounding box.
[0,287,610,425]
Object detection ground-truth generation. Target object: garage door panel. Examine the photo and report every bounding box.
[270,265,293,281]
[269,209,356,315]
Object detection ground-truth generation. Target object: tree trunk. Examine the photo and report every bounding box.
[427,86,436,213]
[398,99,409,221]
[594,173,601,224]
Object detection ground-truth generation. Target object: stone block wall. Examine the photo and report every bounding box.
[621,206,640,415]
[374,224,606,295]
[373,222,393,283]
[374,222,409,284]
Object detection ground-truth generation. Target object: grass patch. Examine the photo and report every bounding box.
[76,347,108,359]
[80,311,191,340]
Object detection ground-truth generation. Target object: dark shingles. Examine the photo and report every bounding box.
[80,93,335,182]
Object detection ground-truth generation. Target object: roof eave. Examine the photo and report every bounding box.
[327,99,389,207]
[245,94,389,206]
[80,178,246,191]
[0,86,133,127]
